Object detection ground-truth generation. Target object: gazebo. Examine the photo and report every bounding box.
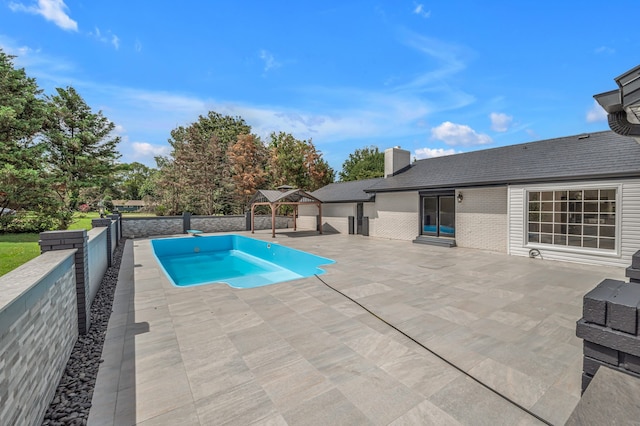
[248,187,323,238]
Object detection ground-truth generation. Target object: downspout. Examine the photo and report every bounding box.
[607,110,640,137]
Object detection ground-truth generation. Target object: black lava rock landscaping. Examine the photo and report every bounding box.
[42,239,127,426]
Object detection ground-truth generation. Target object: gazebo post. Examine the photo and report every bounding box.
[248,188,322,238]
[294,205,297,231]
[271,202,276,238]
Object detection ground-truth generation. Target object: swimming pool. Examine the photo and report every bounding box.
[151,234,335,289]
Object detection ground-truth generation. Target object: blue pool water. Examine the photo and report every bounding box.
[151,234,335,289]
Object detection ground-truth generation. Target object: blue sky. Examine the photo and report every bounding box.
[1,1,638,174]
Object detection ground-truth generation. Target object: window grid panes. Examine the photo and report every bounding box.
[527,189,616,251]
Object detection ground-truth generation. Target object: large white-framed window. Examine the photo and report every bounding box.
[526,187,617,252]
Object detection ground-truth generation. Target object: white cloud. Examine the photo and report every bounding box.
[259,49,281,72]
[595,46,615,55]
[9,0,78,31]
[490,112,513,132]
[89,27,120,50]
[431,121,492,146]
[397,33,469,88]
[414,147,458,159]
[131,142,170,159]
[5,33,481,169]
[586,100,607,123]
[134,39,142,52]
[413,3,431,18]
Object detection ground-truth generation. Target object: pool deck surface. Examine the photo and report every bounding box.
[88,231,626,425]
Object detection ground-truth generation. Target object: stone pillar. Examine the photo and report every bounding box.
[107,213,121,243]
[626,251,640,283]
[576,250,640,393]
[183,212,192,233]
[92,218,113,267]
[39,230,90,334]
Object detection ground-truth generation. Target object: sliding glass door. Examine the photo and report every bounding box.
[421,194,455,237]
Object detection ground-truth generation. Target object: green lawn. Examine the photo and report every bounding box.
[67,212,101,230]
[0,211,139,277]
[0,233,41,276]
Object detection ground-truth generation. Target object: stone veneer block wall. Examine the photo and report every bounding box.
[122,215,291,238]
[110,220,117,254]
[455,187,508,252]
[87,227,108,304]
[191,216,245,233]
[122,217,183,237]
[0,250,78,426]
[40,230,90,334]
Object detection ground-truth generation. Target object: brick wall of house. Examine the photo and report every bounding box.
[319,203,355,234]
[370,192,419,241]
[455,186,508,252]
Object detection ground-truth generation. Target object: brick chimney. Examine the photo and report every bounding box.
[384,146,411,177]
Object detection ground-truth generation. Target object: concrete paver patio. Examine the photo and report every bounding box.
[88,231,625,425]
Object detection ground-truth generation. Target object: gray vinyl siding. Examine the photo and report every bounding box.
[508,179,640,267]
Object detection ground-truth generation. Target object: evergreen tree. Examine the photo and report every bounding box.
[43,86,121,225]
[0,49,63,230]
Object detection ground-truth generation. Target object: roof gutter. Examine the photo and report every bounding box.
[365,171,640,194]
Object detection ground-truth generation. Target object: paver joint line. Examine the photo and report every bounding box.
[313,274,554,426]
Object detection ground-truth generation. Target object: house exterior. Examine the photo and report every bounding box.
[299,130,640,268]
[300,66,640,267]
[297,177,381,235]
[111,200,145,212]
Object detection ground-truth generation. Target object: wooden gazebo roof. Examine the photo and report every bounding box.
[249,188,323,238]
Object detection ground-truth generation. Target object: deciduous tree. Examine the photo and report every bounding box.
[228,134,267,213]
[157,112,251,215]
[339,146,384,181]
[267,132,334,191]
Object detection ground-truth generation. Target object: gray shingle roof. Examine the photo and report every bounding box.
[366,131,640,192]
[249,189,320,204]
[310,177,382,202]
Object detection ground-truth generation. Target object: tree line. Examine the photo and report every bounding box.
[1,48,386,232]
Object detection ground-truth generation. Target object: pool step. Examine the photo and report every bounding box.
[412,235,456,248]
